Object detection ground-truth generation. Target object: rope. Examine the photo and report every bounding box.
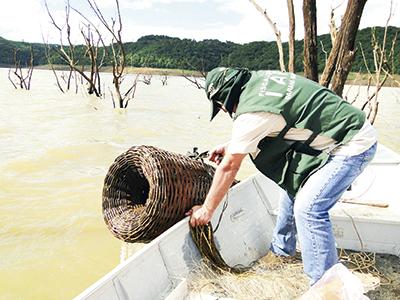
[338,208,392,285]
[339,249,392,285]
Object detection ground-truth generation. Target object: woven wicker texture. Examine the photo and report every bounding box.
[102,145,215,243]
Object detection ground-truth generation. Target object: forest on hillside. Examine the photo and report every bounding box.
[0,26,398,74]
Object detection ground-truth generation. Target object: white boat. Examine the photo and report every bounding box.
[75,144,400,300]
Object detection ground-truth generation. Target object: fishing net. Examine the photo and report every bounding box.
[187,252,308,299]
[102,145,215,243]
[186,250,389,299]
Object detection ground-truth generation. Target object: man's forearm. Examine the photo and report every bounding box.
[187,153,245,227]
[203,154,244,212]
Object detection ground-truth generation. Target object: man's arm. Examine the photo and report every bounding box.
[187,112,282,226]
[187,152,246,227]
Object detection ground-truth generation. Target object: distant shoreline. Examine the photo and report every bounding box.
[4,65,400,87]
[33,65,203,77]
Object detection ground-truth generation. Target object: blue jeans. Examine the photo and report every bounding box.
[270,143,377,285]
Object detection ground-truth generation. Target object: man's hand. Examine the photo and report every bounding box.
[186,151,245,227]
[209,144,227,165]
[186,205,213,227]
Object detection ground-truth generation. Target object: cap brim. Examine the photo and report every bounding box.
[210,100,221,121]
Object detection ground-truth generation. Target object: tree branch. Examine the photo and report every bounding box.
[249,0,286,72]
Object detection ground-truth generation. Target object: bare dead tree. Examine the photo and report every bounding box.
[26,47,34,90]
[86,0,124,102]
[84,0,138,108]
[79,23,106,95]
[181,71,205,89]
[45,1,75,91]
[328,2,345,45]
[180,58,207,89]
[109,73,140,108]
[287,0,296,73]
[70,5,111,96]
[248,0,366,89]
[141,74,153,85]
[8,47,34,90]
[42,35,66,93]
[319,0,368,96]
[344,68,363,104]
[320,41,329,66]
[303,0,318,81]
[45,0,103,97]
[7,69,17,89]
[41,34,82,94]
[329,12,337,45]
[161,72,168,86]
[244,0,395,125]
[357,7,398,124]
[249,0,286,72]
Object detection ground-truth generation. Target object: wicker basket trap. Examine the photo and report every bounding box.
[102,145,215,243]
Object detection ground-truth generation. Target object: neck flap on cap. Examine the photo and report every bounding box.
[205,67,250,121]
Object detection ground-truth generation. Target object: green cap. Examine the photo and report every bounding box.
[205,67,250,121]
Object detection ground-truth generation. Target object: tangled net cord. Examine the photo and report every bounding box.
[336,172,391,284]
[339,249,392,285]
[339,209,392,285]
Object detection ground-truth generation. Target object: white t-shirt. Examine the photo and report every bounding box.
[227,112,377,158]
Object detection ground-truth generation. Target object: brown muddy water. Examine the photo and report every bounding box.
[0,69,399,299]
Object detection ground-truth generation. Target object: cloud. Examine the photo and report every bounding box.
[119,0,207,10]
[0,0,399,44]
[0,0,44,42]
[212,0,400,43]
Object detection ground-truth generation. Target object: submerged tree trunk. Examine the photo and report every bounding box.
[320,0,368,96]
[8,47,34,90]
[303,0,318,81]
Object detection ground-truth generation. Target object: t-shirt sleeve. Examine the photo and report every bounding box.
[227,112,284,155]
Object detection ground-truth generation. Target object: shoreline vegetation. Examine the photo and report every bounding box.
[33,64,202,77]
[1,26,399,78]
[30,64,400,87]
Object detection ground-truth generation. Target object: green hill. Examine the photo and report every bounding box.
[0,37,47,67]
[0,26,398,73]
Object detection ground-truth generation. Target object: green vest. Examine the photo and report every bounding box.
[235,71,365,196]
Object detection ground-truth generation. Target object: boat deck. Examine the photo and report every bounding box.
[75,144,400,299]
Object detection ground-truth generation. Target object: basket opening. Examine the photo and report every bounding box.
[125,167,150,205]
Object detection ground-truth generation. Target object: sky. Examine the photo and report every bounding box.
[0,0,398,44]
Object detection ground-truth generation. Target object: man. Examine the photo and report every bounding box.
[186,67,377,285]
